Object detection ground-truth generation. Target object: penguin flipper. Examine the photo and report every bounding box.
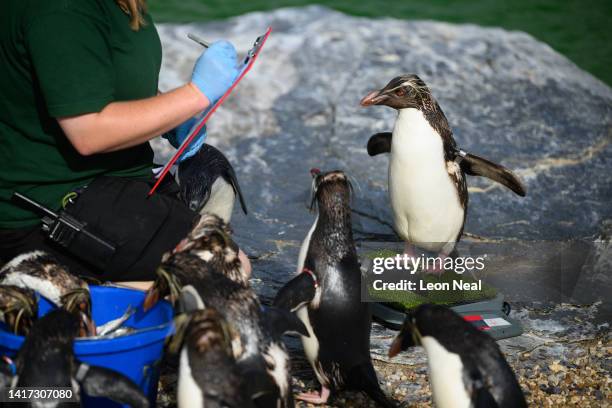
[76,363,149,408]
[460,153,526,196]
[272,273,316,312]
[367,132,392,156]
[466,367,500,408]
[226,165,248,215]
[346,363,396,408]
[177,284,205,314]
[473,386,499,408]
[263,305,309,337]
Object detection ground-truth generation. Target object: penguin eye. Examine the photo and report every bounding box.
[395,88,407,97]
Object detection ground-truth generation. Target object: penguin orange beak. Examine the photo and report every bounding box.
[143,287,160,312]
[360,90,388,106]
[388,334,403,358]
[80,312,97,337]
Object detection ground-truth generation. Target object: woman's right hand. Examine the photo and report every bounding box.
[191,40,239,104]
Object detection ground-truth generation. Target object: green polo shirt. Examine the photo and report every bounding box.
[0,0,161,228]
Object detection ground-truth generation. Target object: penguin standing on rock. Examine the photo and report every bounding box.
[0,251,96,335]
[170,308,255,408]
[178,144,248,223]
[361,75,525,267]
[388,304,527,408]
[273,169,395,407]
[5,309,149,407]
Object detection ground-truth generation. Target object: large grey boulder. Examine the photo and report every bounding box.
[153,6,611,305]
[153,7,610,406]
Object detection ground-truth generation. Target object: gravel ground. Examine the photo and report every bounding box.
[157,303,611,407]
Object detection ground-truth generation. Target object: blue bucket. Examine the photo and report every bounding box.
[0,285,174,407]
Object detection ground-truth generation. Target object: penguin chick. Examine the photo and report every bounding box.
[0,251,95,336]
[361,75,525,265]
[14,309,149,407]
[178,144,248,223]
[0,285,38,335]
[172,308,254,408]
[274,170,395,407]
[388,304,527,408]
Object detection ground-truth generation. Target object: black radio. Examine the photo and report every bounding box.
[12,192,116,272]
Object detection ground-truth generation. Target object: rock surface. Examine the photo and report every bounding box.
[152,6,611,407]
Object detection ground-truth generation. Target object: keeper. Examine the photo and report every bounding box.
[0,0,250,282]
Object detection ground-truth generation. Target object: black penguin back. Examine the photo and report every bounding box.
[182,309,254,408]
[16,309,79,388]
[414,305,526,407]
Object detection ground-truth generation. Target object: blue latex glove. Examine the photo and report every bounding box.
[191,40,240,103]
[163,117,207,161]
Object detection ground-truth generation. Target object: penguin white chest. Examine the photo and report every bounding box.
[177,348,205,408]
[201,178,235,223]
[388,109,464,249]
[421,336,471,408]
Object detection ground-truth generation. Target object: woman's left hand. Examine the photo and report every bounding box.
[163,118,207,161]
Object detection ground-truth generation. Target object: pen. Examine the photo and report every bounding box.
[187,33,210,48]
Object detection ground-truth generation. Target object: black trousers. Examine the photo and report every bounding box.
[0,176,198,281]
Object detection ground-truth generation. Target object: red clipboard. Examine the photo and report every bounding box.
[148,27,272,196]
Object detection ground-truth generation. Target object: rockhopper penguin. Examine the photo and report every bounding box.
[5,309,149,407]
[361,75,525,265]
[0,251,96,335]
[0,285,38,336]
[170,308,255,408]
[388,304,527,408]
[273,169,395,407]
[144,214,306,408]
[178,144,248,223]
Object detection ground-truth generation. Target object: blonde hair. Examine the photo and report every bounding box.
[115,0,147,30]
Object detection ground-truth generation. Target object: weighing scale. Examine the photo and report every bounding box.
[372,293,523,340]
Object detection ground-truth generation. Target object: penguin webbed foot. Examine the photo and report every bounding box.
[423,253,449,276]
[296,386,330,405]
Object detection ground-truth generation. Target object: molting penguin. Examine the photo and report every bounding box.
[0,285,38,335]
[0,251,95,335]
[388,304,527,408]
[361,75,525,263]
[10,309,149,407]
[178,144,248,223]
[144,215,305,408]
[273,170,395,407]
[171,308,255,408]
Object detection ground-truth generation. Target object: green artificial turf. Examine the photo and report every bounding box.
[149,0,612,86]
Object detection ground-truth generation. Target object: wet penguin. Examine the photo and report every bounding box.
[0,285,38,335]
[8,309,149,407]
[361,75,525,262]
[0,251,95,335]
[388,304,527,408]
[171,308,255,408]
[144,215,305,408]
[273,170,395,407]
[178,144,248,223]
